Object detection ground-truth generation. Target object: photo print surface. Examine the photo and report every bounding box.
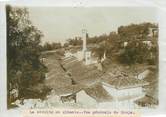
[6,6,158,110]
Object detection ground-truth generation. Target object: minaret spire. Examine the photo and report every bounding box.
[82,29,87,52]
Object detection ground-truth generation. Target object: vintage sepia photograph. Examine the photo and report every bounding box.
[7,6,158,110]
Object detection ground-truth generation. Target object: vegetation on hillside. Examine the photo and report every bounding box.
[64,23,158,65]
[41,42,62,51]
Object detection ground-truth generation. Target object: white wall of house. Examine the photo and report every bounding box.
[100,83,145,109]
[75,50,97,65]
[137,69,150,80]
[76,90,97,107]
[64,52,73,58]
[97,99,139,109]
[102,82,145,100]
[76,51,84,61]
[85,51,92,65]
[148,27,158,37]
[102,83,117,98]
[124,42,128,47]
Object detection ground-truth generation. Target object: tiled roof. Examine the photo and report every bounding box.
[84,82,113,102]
[54,84,85,96]
[61,56,103,86]
[102,73,149,89]
[134,95,158,106]
[62,56,77,64]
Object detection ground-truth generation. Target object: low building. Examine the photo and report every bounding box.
[101,73,149,109]
[61,54,151,109]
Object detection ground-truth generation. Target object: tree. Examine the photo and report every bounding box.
[117,23,158,64]
[92,32,120,60]
[67,37,82,46]
[6,6,47,107]
[118,22,157,41]
[42,42,62,51]
[118,40,155,64]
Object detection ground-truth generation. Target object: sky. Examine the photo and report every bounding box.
[28,7,158,44]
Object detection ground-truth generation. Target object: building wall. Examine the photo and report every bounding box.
[76,51,84,61]
[124,42,128,47]
[148,28,158,37]
[77,90,97,107]
[101,83,145,109]
[85,51,92,65]
[137,69,150,80]
[102,83,144,100]
[98,99,139,109]
[65,52,73,58]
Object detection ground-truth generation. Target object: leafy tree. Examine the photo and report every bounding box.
[63,42,69,48]
[93,42,106,60]
[117,23,158,64]
[6,6,47,106]
[42,42,62,51]
[118,40,157,64]
[118,22,157,41]
[67,37,82,46]
[92,32,120,60]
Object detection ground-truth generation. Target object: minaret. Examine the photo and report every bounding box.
[82,29,87,52]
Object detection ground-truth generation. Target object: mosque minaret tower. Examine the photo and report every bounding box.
[82,29,87,52]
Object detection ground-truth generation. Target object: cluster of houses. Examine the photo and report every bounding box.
[10,26,158,109]
[59,29,157,109]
